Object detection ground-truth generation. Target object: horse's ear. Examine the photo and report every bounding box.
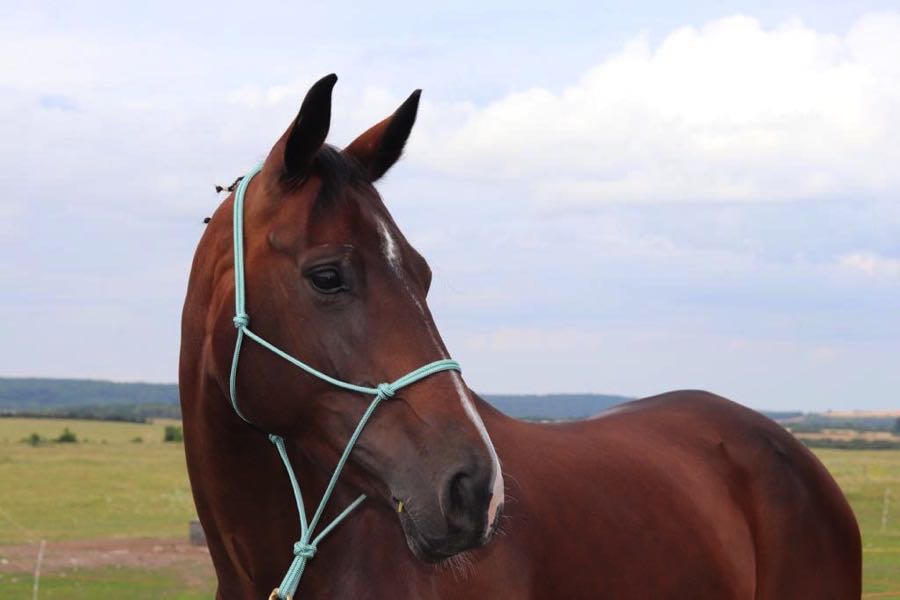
[282,74,338,178]
[344,89,421,181]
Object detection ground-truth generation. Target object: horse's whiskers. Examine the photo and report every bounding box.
[438,551,475,582]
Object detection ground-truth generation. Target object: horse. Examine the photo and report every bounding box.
[179,74,861,599]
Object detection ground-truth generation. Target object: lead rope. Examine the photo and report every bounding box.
[229,162,461,599]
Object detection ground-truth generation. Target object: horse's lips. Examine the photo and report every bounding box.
[395,505,436,561]
[399,512,458,563]
[395,500,500,563]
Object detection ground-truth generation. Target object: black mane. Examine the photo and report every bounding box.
[282,144,369,209]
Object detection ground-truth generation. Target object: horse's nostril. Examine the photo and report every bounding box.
[443,466,491,537]
[447,472,470,519]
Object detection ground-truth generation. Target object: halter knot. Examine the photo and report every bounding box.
[293,542,317,559]
[232,313,249,328]
[376,383,396,399]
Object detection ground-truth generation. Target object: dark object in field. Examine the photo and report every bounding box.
[189,520,206,546]
[56,427,77,443]
[179,75,862,599]
[163,425,183,443]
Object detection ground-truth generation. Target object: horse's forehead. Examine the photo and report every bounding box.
[270,180,400,255]
[309,191,412,283]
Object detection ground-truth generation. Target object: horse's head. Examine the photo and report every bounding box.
[206,75,503,561]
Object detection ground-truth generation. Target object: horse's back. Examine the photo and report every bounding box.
[488,390,860,599]
[592,390,861,598]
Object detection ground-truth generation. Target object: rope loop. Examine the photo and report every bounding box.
[376,383,396,399]
[293,542,317,559]
[233,313,250,328]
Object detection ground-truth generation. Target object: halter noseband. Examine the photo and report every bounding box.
[229,162,461,599]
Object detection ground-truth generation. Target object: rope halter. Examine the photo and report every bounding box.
[228,162,461,598]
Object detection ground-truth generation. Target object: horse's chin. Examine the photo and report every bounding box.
[397,506,498,564]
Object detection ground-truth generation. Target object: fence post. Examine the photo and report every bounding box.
[31,539,46,600]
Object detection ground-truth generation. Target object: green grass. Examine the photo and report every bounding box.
[0,566,214,599]
[0,419,192,543]
[0,417,182,446]
[816,449,900,598]
[0,419,898,597]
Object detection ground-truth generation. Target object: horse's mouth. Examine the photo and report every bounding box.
[395,500,502,563]
[398,509,463,563]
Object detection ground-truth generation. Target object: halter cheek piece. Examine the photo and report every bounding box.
[229,162,461,599]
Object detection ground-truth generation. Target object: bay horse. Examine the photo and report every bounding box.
[179,74,861,599]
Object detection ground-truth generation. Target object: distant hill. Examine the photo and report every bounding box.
[9,377,886,427]
[0,377,630,421]
[484,393,632,420]
[0,378,178,411]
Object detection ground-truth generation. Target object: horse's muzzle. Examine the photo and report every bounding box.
[398,456,501,562]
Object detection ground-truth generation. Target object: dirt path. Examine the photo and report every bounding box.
[0,537,213,575]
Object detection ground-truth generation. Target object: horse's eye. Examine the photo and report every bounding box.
[308,267,345,294]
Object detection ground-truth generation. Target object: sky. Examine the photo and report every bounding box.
[1,1,898,411]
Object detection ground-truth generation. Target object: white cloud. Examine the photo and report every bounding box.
[838,252,900,277]
[412,13,900,206]
[226,82,316,109]
[2,5,899,410]
[465,327,604,352]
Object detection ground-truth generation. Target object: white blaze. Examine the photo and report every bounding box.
[377,217,401,275]
[450,372,505,535]
[378,214,504,535]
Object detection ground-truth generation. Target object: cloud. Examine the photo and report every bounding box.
[2,4,899,409]
[38,94,78,111]
[838,252,900,277]
[465,327,604,352]
[412,13,900,206]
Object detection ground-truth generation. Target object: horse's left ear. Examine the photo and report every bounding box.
[282,73,338,179]
[344,89,421,181]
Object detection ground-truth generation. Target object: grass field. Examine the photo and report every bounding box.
[0,566,214,599]
[0,418,898,598]
[0,419,193,543]
[816,449,900,597]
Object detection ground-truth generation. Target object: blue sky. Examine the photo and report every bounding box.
[1,1,898,411]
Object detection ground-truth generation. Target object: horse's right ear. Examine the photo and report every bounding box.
[282,74,338,179]
[344,89,421,182]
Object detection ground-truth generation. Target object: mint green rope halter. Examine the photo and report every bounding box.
[228,162,461,599]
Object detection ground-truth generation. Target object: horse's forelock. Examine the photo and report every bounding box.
[279,144,370,213]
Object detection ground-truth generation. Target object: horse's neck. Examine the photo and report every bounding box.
[184,385,393,597]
